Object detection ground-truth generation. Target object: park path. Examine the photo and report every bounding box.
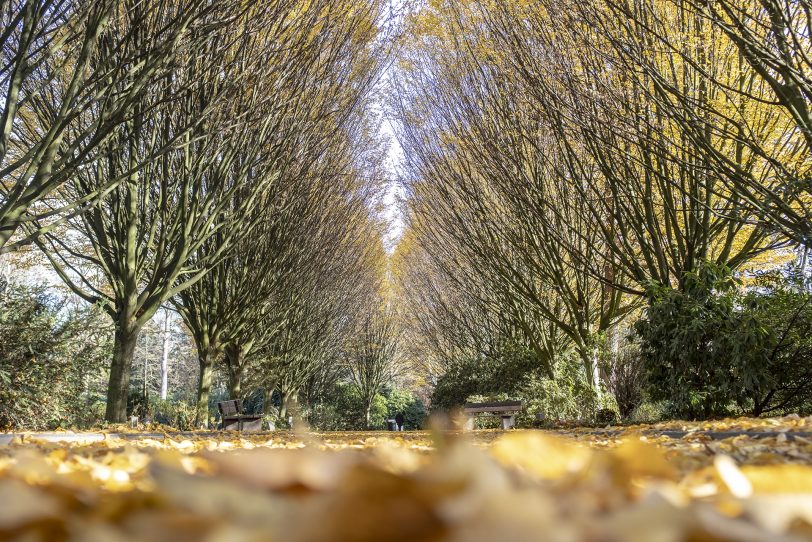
[3,427,812,445]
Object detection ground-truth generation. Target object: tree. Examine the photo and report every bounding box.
[171,0,391,426]
[390,0,798,408]
[481,0,784,291]
[254,210,388,423]
[34,0,290,421]
[596,0,812,247]
[346,308,398,428]
[393,1,635,388]
[159,309,171,401]
[0,0,212,251]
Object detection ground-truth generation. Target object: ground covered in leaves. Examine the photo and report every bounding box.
[3,417,812,541]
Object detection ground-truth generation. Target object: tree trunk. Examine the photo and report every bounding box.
[105,321,141,422]
[263,386,276,415]
[797,246,811,292]
[365,403,372,429]
[229,370,242,400]
[288,393,299,422]
[577,339,603,399]
[279,390,298,426]
[224,344,244,399]
[592,349,602,400]
[196,350,215,428]
[160,311,171,400]
[278,390,287,422]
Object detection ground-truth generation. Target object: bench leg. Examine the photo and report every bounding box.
[241,418,263,432]
[501,415,515,430]
[222,418,241,431]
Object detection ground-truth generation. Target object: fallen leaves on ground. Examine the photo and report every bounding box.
[2,418,812,541]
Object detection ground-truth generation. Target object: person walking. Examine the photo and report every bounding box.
[395,412,405,431]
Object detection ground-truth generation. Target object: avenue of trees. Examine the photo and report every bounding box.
[1,0,408,429]
[393,0,812,421]
[3,0,812,429]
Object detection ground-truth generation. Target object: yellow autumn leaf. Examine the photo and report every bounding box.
[489,431,592,480]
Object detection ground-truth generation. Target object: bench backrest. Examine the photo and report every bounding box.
[463,400,523,414]
[218,399,242,416]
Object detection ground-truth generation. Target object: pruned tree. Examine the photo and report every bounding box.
[171,0,391,426]
[391,0,791,397]
[346,307,398,428]
[252,195,388,423]
[33,0,292,422]
[480,0,786,291]
[1,0,212,251]
[590,0,812,248]
[393,1,635,388]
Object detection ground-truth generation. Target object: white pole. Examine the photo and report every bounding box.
[160,310,171,400]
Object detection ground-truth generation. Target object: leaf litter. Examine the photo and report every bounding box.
[2,417,812,541]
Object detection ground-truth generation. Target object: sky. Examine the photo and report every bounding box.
[376,0,408,254]
[380,114,407,252]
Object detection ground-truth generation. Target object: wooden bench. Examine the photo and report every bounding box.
[463,400,523,429]
[217,399,262,432]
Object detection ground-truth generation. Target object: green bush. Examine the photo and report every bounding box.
[635,263,812,419]
[308,382,388,430]
[737,270,812,416]
[454,351,616,427]
[515,353,606,424]
[0,282,111,430]
[627,401,668,423]
[384,387,427,430]
[304,384,426,431]
[306,401,341,430]
[430,337,621,425]
[430,340,541,410]
[150,398,196,430]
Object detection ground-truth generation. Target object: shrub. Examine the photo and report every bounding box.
[430,340,540,410]
[627,401,667,423]
[600,340,645,420]
[738,270,812,416]
[384,387,427,430]
[515,353,603,423]
[304,384,427,431]
[431,340,619,425]
[151,399,196,430]
[0,282,111,430]
[307,382,388,430]
[635,263,812,419]
[595,409,617,425]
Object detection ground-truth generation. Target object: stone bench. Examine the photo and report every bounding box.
[463,400,523,429]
